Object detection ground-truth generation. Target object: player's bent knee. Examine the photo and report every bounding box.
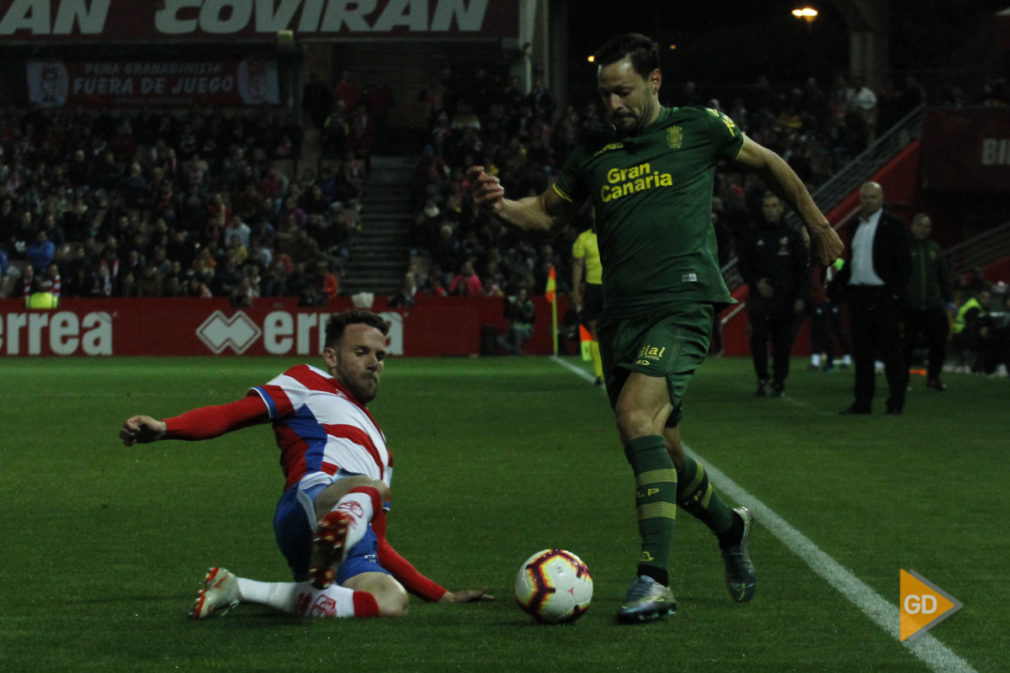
[375,585,410,617]
[615,407,665,443]
[368,580,409,617]
[345,572,408,617]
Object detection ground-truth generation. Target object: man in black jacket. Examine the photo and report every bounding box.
[837,181,911,414]
[739,193,809,396]
[903,213,953,391]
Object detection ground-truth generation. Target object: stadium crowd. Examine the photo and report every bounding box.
[1,66,1005,313]
[0,99,367,307]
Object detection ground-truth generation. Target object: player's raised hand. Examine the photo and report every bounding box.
[439,587,495,603]
[808,224,844,267]
[465,166,505,214]
[120,415,167,446]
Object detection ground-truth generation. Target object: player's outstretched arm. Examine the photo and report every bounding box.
[120,415,167,445]
[466,165,580,240]
[119,396,270,446]
[733,135,844,266]
[439,588,495,603]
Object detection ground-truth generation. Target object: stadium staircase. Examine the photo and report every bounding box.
[340,154,416,296]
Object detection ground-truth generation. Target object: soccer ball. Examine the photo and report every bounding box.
[514,549,593,623]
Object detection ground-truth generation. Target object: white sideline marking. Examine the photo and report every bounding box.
[551,356,977,673]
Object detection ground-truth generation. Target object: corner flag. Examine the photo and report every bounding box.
[545,265,558,355]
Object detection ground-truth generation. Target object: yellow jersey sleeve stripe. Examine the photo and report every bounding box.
[552,183,574,203]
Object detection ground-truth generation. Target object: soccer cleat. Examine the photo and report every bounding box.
[308,510,352,589]
[755,380,769,397]
[191,567,240,620]
[616,575,676,623]
[721,507,757,603]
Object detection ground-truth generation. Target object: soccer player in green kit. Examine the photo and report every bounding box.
[468,33,843,622]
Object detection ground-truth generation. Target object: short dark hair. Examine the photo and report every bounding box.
[594,33,660,78]
[324,309,389,347]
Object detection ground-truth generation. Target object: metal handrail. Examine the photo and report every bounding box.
[943,220,1010,276]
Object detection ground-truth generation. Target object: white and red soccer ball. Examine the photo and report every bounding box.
[514,549,593,624]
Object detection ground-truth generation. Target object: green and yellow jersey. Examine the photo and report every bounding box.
[553,106,743,319]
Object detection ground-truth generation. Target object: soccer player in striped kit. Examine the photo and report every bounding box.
[120,309,490,618]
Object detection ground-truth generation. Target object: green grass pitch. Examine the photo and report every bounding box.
[0,355,1004,672]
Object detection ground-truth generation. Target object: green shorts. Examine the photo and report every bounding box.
[597,303,715,428]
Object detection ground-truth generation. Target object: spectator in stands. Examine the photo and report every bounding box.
[497,287,535,355]
[26,229,55,272]
[230,274,256,307]
[524,77,556,120]
[186,271,212,298]
[333,70,362,114]
[850,77,878,144]
[448,260,483,296]
[952,283,993,373]
[13,264,37,298]
[420,264,448,297]
[389,270,417,308]
[137,263,163,297]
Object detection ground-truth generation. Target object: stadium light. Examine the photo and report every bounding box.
[792,7,819,22]
[587,54,596,63]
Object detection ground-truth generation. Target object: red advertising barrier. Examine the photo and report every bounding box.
[0,295,569,357]
[922,108,1010,192]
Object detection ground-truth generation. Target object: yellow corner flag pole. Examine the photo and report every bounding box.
[545,265,558,355]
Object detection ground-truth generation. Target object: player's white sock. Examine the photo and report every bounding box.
[842,354,852,366]
[236,578,379,617]
[811,353,821,367]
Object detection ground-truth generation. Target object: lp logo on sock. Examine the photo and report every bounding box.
[899,569,962,641]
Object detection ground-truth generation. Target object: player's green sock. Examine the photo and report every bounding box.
[676,455,739,545]
[625,435,678,586]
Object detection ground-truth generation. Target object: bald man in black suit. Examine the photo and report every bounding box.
[837,182,911,414]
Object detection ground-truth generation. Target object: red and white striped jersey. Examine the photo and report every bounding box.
[250,364,392,491]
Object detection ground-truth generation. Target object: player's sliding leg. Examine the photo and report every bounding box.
[190,567,383,618]
[190,567,240,619]
[309,479,387,589]
[664,425,757,602]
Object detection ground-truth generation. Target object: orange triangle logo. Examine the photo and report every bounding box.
[900,569,962,641]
